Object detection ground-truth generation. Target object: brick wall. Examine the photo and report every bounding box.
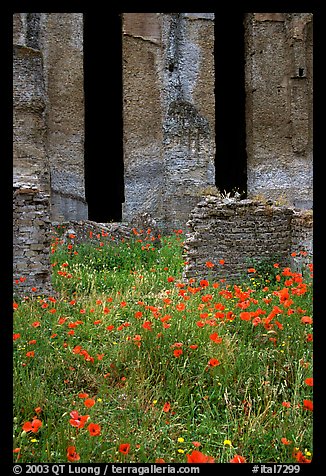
[184,196,311,282]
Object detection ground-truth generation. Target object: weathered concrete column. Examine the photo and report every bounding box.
[13,16,52,294]
[122,13,215,231]
[245,13,313,209]
[161,13,215,231]
[39,13,87,221]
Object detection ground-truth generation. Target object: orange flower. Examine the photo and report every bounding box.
[173,349,183,358]
[247,268,256,273]
[209,332,222,344]
[208,358,220,367]
[192,441,201,448]
[186,450,215,463]
[32,321,41,328]
[176,303,185,311]
[155,458,166,463]
[88,423,101,436]
[84,398,96,408]
[281,437,291,445]
[78,393,89,399]
[282,401,291,408]
[22,418,42,433]
[162,402,171,412]
[69,410,90,428]
[67,446,80,462]
[301,316,313,324]
[219,259,225,265]
[293,449,311,463]
[230,454,246,463]
[205,261,214,268]
[303,399,313,411]
[305,378,313,386]
[26,351,35,358]
[240,311,252,321]
[119,443,130,455]
[142,321,152,331]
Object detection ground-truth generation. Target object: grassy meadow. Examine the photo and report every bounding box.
[13,226,313,464]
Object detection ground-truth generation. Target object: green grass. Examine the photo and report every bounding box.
[13,227,313,463]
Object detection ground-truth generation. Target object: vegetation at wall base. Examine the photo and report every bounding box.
[13,227,313,464]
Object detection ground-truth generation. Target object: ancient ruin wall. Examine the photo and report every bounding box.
[245,13,313,209]
[13,16,52,293]
[39,13,87,221]
[184,196,301,282]
[122,13,215,231]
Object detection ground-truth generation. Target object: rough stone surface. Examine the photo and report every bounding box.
[13,187,52,295]
[13,13,314,294]
[184,196,312,282]
[122,13,215,231]
[39,13,86,221]
[245,13,313,208]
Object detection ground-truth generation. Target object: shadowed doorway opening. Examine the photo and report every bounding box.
[84,13,124,222]
[215,13,247,197]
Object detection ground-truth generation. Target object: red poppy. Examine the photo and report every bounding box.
[88,423,101,436]
[78,393,89,399]
[205,261,214,268]
[208,358,220,367]
[67,446,80,462]
[240,312,252,321]
[301,316,313,324]
[281,438,291,445]
[176,303,185,311]
[84,398,96,408]
[305,378,313,386]
[306,333,313,342]
[26,351,35,358]
[219,259,225,265]
[13,333,21,341]
[32,321,41,328]
[230,454,246,463]
[173,349,183,358]
[22,418,42,433]
[282,401,291,408]
[293,449,311,463]
[155,458,166,463]
[186,450,215,463]
[69,411,90,428]
[200,279,209,287]
[142,321,152,331]
[209,332,222,344]
[303,399,313,411]
[119,443,130,455]
[162,402,170,412]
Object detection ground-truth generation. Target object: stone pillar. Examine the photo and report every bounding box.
[122,13,215,231]
[245,13,313,209]
[13,14,52,294]
[161,13,215,231]
[39,13,87,221]
[122,13,164,225]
